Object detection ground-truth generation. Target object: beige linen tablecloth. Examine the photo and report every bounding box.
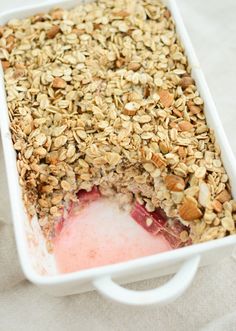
[1,0,236,330]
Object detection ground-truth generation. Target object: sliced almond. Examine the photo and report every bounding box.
[187,101,202,115]
[179,76,194,89]
[128,62,141,71]
[216,189,231,203]
[123,102,140,115]
[52,77,67,89]
[198,182,210,207]
[151,153,167,168]
[172,107,182,117]
[159,89,174,108]
[113,10,129,17]
[165,174,185,192]
[178,120,193,131]
[123,109,137,116]
[179,196,202,221]
[212,199,222,213]
[46,25,60,39]
[1,60,10,71]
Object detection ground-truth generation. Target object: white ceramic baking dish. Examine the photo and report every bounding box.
[1,0,236,306]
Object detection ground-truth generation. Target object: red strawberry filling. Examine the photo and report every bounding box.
[130,203,167,235]
[130,203,191,248]
[54,186,190,249]
[77,186,101,204]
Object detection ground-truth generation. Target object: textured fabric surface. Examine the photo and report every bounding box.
[0,0,236,330]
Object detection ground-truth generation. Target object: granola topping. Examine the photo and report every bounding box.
[1,0,236,247]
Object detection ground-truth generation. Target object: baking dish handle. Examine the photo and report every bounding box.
[93,255,200,306]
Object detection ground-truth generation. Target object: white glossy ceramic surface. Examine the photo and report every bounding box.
[1,0,236,306]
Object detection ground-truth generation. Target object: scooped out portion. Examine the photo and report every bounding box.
[54,188,188,273]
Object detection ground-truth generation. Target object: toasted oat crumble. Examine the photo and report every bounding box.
[1,0,236,247]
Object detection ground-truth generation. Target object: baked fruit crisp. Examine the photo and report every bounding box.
[1,0,236,252]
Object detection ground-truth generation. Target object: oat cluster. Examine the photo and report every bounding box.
[1,0,236,245]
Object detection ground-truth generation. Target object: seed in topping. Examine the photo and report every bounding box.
[178,120,193,131]
[179,76,195,89]
[165,174,185,192]
[212,199,222,213]
[46,25,60,39]
[1,60,10,71]
[216,189,231,203]
[151,153,167,168]
[179,196,202,221]
[159,89,174,108]
[52,77,67,89]
[128,62,141,71]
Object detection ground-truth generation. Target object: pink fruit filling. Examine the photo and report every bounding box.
[54,198,172,273]
[130,203,190,249]
[53,187,190,273]
[76,186,101,204]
